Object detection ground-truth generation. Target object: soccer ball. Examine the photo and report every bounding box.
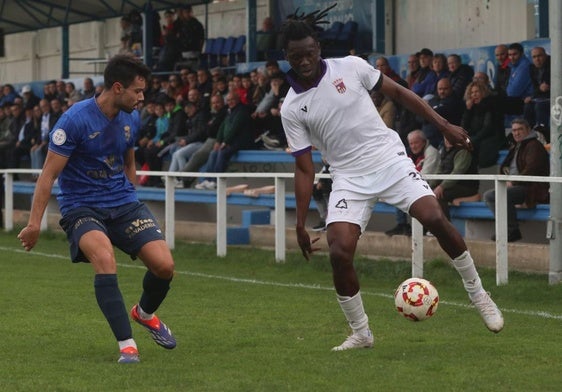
[394,277,439,321]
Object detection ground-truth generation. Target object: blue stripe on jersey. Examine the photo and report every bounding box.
[49,97,139,215]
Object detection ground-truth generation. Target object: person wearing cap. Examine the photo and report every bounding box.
[21,85,40,110]
[412,48,437,99]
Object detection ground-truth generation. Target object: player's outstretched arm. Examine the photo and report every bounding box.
[17,151,68,251]
[378,74,472,151]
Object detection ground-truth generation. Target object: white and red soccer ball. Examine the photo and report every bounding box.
[394,278,439,321]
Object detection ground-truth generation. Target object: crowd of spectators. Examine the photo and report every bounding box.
[376,42,550,242]
[0,29,551,241]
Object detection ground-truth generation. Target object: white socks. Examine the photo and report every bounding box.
[118,338,137,351]
[451,251,485,298]
[337,291,370,335]
[137,304,154,320]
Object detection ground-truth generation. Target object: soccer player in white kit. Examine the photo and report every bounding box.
[279,14,504,351]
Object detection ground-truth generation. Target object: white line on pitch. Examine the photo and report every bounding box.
[3,246,562,321]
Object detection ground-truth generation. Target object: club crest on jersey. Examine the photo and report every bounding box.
[332,78,346,94]
[52,128,66,146]
[124,125,131,142]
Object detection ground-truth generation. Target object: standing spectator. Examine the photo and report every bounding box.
[175,5,205,68]
[461,81,505,168]
[447,54,474,99]
[195,91,254,190]
[412,48,435,98]
[256,16,277,61]
[156,9,180,71]
[421,78,464,148]
[483,118,549,242]
[385,130,440,236]
[504,43,533,117]
[182,94,227,188]
[523,47,550,131]
[494,44,510,96]
[428,136,479,220]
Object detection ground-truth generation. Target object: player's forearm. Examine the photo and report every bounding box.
[294,168,314,230]
[27,176,54,228]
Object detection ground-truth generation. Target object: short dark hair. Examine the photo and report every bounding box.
[103,54,151,89]
[508,43,524,53]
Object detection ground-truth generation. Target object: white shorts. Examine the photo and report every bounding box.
[326,157,435,232]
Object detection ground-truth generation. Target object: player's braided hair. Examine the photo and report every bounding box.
[279,3,337,50]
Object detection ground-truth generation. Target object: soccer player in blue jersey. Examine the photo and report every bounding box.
[18,55,176,363]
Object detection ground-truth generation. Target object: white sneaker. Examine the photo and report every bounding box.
[471,291,504,333]
[174,179,184,188]
[195,180,210,190]
[331,329,374,351]
[204,181,216,190]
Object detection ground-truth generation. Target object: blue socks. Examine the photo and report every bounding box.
[94,274,132,341]
[139,270,172,314]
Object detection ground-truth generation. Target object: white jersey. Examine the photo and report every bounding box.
[281,56,407,176]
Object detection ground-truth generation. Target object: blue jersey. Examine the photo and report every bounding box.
[49,97,139,215]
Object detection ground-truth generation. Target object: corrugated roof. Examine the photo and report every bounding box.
[0,0,209,35]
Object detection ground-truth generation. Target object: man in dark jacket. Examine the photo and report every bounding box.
[483,118,549,242]
[524,46,550,132]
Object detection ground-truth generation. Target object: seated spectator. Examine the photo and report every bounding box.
[461,81,505,168]
[30,99,57,176]
[494,44,510,97]
[65,82,83,104]
[195,91,254,190]
[259,96,287,151]
[43,80,58,102]
[523,46,550,131]
[385,130,440,236]
[483,118,549,242]
[371,90,396,129]
[428,136,479,221]
[0,104,15,169]
[253,72,288,138]
[405,53,421,89]
[425,53,450,99]
[447,54,474,99]
[145,76,167,103]
[21,85,40,110]
[82,77,96,99]
[0,84,18,107]
[421,78,464,148]
[12,104,39,172]
[375,56,407,87]
[182,94,228,188]
[167,101,208,187]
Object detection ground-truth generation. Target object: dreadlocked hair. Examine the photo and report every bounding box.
[280,3,337,50]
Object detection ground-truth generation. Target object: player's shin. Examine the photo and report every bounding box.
[451,251,484,298]
[337,291,370,334]
[94,274,133,340]
[138,270,172,315]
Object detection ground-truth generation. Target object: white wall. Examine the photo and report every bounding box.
[393,0,536,54]
[0,0,541,83]
[0,0,270,83]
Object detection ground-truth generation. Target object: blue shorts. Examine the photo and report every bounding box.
[59,201,164,263]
